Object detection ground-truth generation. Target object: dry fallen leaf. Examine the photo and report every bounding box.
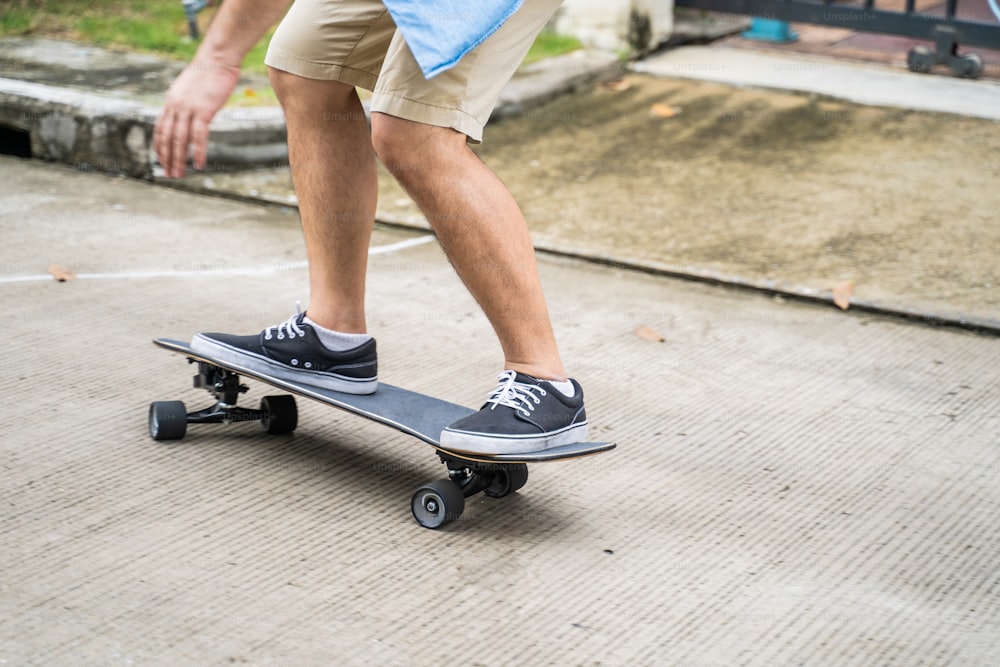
[832,280,854,310]
[635,325,665,342]
[602,79,633,92]
[49,264,75,282]
[650,103,680,118]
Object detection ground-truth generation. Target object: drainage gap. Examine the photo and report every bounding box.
[0,126,32,158]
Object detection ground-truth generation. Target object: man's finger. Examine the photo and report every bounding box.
[153,111,175,176]
[190,115,211,172]
[169,111,193,178]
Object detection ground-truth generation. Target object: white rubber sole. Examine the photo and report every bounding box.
[439,421,589,456]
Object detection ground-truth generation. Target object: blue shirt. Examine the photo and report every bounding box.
[382,0,524,78]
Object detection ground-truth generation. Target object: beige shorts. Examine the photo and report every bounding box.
[265,0,562,142]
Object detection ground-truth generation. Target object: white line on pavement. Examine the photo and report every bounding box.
[0,234,437,284]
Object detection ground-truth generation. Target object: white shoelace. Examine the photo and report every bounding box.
[263,313,305,341]
[485,370,547,417]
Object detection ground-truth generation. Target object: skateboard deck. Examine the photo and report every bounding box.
[150,338,615,528]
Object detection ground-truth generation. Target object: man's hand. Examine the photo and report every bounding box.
[153,0,290,177]
[154,61,240,179]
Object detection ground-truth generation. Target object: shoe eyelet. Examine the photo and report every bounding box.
[291,358,299,366]
[305,362,313,369]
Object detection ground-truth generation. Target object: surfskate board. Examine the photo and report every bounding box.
[150,338,615,528]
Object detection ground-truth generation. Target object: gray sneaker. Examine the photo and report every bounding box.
[440,371,588,455]
[191,312,377,394]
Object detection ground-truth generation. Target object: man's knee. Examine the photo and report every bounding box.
[371,113,463,177]
[370,113,411,172]
[267,66,299,97]
[268,67,354,108]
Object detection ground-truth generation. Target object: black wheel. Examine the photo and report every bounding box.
[149,401,187,441]
[484,463,529,498]
[907,46,933,73]
[411,480,466,529]
[261,395,297,435]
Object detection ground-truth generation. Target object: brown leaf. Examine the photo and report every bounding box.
[635,325,665,342]
[832,280,854,310]
[49,264,75,282]
[602,78,633,92]
[650,103,680,118]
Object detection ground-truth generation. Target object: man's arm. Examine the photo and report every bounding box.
[155,0,291,178]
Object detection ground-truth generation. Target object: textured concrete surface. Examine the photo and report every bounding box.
[3,157,1000,664]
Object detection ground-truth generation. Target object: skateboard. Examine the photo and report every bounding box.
[150,338,616,528]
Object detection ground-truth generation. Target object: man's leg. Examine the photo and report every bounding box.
[371,114,565,381]
[188,0,393,393]
[189,70,380,394]
[366,0,586,453]
[269,69,376,334]
[371,114,587,455]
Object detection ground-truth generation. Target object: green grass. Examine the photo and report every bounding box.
[523,30,583,66]
[1,8,35,34]
[1,0,276,73]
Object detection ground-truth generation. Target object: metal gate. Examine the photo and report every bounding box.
[671,0,1000,77]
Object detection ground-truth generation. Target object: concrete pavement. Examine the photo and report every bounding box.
[3,156,1000,664]
[3,29,1000,666]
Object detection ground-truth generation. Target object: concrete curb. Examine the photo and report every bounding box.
[0,78,157,178]
[0,77,293,178]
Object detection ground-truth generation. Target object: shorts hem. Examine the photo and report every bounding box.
[369,92,486,143]
[264,48,380,91]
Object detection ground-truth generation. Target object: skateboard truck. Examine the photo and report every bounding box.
[410,456,529,529]
[148,360,299,440]
[186,361,259,423]
[439,453,529,500]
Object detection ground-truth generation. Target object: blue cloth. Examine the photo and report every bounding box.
[382,0,524,79]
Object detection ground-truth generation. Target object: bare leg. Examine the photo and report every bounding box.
[371,113,566,381]
[269,68,377,334]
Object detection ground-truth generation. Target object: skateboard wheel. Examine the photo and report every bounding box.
[411,480,465,529]
[149,401,187,441]
[484,463,529,498]
[260,395,297,435]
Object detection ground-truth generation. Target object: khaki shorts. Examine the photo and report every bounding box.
[265,0,562,142]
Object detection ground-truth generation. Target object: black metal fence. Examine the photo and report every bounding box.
[672,0,1000,77]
